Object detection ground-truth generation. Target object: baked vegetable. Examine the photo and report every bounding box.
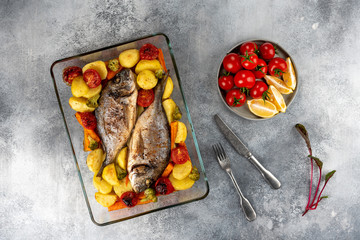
[119,49,140,68]
[161,162,174,178]
[71,76,89,97]
[137,70,158,90]
[82,84,102,99]
[93,175,112,194]
[115,165,127,180]
[135,59,163,74]
[162,76,173,99]
[175,121,187,143]
[95,192,118,207]
[172,160,192,180]
[82,61,108,80]
[169,172,195,191]
[162,98,177,124]
[188,166,200,181]
[108,59,120,72]
[113,177,133,197]
[173,106,182,120]
[102,163,120,186]
[69,97,95,112]
[140,188,157,203]
[86,94,100,108]
[86,148,105,173]
[116,147,128,170]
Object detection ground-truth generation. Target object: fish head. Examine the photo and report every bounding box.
[108,69,136,97]
[129,165,157,193]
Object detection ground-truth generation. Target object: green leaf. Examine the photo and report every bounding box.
[320,196,328,200]
[308,155,323,169]
[325,170,336,182]
[295,124,312,150]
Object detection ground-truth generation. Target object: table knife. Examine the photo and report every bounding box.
[214,114,281,189]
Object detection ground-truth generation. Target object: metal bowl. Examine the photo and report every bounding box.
[217,39,298,120]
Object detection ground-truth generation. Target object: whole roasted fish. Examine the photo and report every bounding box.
[95,69,138,176]
[127,74,171,193]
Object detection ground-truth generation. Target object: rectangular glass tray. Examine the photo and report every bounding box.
[50,34,209,226]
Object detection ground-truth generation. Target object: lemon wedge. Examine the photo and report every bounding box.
[268,85,286,113]
[282,57,296,90]
[247,99,278,118]
[264,75,293,94]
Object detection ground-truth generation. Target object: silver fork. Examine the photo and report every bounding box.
[213,143,257,222]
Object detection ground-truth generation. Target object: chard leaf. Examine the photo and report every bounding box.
[308,155,323,169]
[295,124,312,150]
[320,196,328,200]
[325,170,336,182]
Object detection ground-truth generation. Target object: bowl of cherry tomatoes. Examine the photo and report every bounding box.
[217,40,298,120]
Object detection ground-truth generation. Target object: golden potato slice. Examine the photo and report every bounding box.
[135,59,163,74]
[137,70,158,90]
[169,172,195,191]
[95,192,118,207]
[69,97,95,112]
[102,163,120,186]
[93,175,112,194]
[119,49,140,68]
[86,149,105,173]
[71,76,89,97]
[116,147,128,170]
[113,177,133,198]
[172,160,192,180]
[162,98,176,124]
[162,77,173,99]
[82,84,102,99]
[175,121,187,143]
[82,61,108,80]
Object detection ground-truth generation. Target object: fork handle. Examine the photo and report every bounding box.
[227,170,256,222]
[247,153,281,189]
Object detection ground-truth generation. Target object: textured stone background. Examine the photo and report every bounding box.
[1,0,360,239]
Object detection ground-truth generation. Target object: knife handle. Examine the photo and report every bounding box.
[247,153,281,189]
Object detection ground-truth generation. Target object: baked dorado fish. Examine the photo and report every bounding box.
[127,74,171,193]
[95,69,138,176]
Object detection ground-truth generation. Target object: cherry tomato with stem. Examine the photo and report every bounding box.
[139,43,159,60]
[225,89,246,107]
[120,192,138,208]
[240,51,258,70]
[234,70,256,89]
[240,42,258,55]
[252,59,268,79]
[218,74,234,90]
[268,57,287,77]
[83,69,102,88]
[155,177,175,195]
[222,53,242,74]
[250,81,270,100]
[137,89,155,107]
[259,42,276,60]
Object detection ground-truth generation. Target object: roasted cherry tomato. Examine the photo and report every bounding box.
[63,66,82,85]
[259,42,275,60]
[252,59,268,79]
[250,81,269,99]
[268,57,287,77]
[155,177,175,195]
[222,53,242,74]
[234,70,256,89]
[83,69,101,88]
[139,43,159,60]
[240,51,258,70]
[78,112,97,130]
[137,89,155,107]
[225,89,246,107]
[171,146,190,164]
[218,75,234,90]
[120,192,138,208]
[240,42,258,55]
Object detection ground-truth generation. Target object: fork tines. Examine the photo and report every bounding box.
[212,143,226,161]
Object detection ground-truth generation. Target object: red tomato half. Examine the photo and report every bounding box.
[83,69,101,88]
[139,43,159,60]
[250,81,269,99]
[78,112,97,130]
[155,177,175,195]
[259,42,275,60]
[268,57,287,77]
[63,66,82,85]
[137,89,155,107]
[240,52,258,70]
[218,75,234,90]
[234,70,256,89]
[240,42,258,55]
[171,146,190,164]
[120,192,138,208]
[222,53,242,74]
[252,59,268,79]
[225,89,246,107]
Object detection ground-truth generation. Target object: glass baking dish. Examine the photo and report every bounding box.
[50,34,209,226]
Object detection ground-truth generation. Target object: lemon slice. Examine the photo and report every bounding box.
[282,57,296,90]
[264,75,293,94]
[268,85,286,113]
[247,99,278,118]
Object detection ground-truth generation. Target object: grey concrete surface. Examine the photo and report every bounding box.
[1,0,360,239]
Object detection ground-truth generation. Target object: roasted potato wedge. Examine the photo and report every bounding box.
[82,84,102,99]
[172,160,192,180]
[95,192,118,207]
[93,175,112,194]
[162,98,176,124]
[102,163,120,186]
[116,147,128,170]
[82,61,108,80]
[169,172,195,191]
[71,76,89,97]
[175,121,187,143]
[137,70,158,90]
[86,148,105,173]
[162,77,173,99]
[113,177,133,198]
[119,49,140,68]
[134,59,163,74]
[69,97,95,112]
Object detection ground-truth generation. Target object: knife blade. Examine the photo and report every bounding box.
[214,114,281,189]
